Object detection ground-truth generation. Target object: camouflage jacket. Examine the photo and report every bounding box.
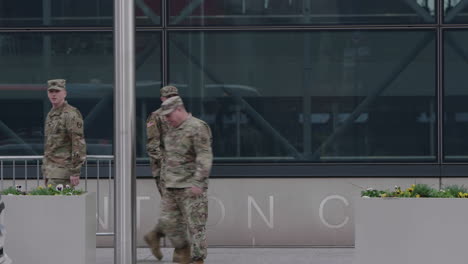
[43,102,86,179]
[162,115,213,189]
[146,108,171,178]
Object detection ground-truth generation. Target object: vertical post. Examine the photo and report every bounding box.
[42,0,51,78]
[302,0,312,157]
[437,0,444,181]
[114,0,136,262]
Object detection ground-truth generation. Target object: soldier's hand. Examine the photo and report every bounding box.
[70,175,80,186]
[190,186,203,195]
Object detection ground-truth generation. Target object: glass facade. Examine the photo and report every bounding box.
[169,0,436,25]
[0,31,161,157]
[1,0,468,174]
[169,30,436,162]
[0,0,114,26]
[444,29,468,161]
[0,32,114,156]
[444,0,468,23]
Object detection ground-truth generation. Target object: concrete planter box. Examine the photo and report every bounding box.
[3,193,96,264]
[354,198,468,264]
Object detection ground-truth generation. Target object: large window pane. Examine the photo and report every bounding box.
[0,0,164,27]
[0,0,113,26]
[444,0,468,23]
[0,32,163,158]
[135,32,162,159]
[168,0,435,26]
[444,30,468,161]
[136,0,161,25]
[0,32,114,156]
[169,30,436,162]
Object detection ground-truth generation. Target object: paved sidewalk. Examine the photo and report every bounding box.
[98,247,354,264]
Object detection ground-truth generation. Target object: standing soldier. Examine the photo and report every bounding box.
[42,79,86,187]
[160,96,213,264]
[144,85,181,261]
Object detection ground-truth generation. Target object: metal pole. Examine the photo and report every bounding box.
[114,0,136,262]
[437,0,444,180]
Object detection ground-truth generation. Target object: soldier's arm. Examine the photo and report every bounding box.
[146,113,163,176]
[66,110,87,176]
[42,114,50,176]
[192,123,213,189]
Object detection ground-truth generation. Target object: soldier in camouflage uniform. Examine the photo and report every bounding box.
[42,79,86,187]
[144,85,181,261]
[159,96,213,264]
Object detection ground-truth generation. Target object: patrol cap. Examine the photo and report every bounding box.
[160,85,178,97]
[160,96,184,115]
[47,79,66,91]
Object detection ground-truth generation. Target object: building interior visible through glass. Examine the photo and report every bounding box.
[0,0,468,164]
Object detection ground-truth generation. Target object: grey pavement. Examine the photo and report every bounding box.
[97,247,354,264]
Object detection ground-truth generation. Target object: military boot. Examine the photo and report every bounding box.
[173,246,191,264]
[143,230,163,260]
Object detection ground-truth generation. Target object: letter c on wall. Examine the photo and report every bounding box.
[319,195,349,229]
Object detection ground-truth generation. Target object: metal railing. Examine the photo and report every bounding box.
[0,155,114,236]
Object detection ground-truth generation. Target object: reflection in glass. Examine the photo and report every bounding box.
[136,0,162,25]
[135,32,162,158]
[0,32,162,158]
[168,0,435,26]
[0,0,164,26]
[444,30,468,161]
[444,0,468,23]
[0,32,114,156]
[0,0,113,26]
[169,30,436,162]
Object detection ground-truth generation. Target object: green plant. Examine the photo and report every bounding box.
[1,186,25,195]
[443,185,468,198]
[412,184,435,197]
[361,184,468,198]
[1,184,85,196]
[360,188,386,198]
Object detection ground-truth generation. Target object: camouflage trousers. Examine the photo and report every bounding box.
[43,165,74,187]
[150,178,167,236]
[161,188,208,260]
[46,178,71,187]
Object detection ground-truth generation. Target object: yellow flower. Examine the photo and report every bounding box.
[38,186,44,190]
[411,184,416,188]
[380,193,387,198]
[407,188,414,193]
[416,194,420,198]
[48,184,53,188]
[459,192,464,198]
[464,193,468,198]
